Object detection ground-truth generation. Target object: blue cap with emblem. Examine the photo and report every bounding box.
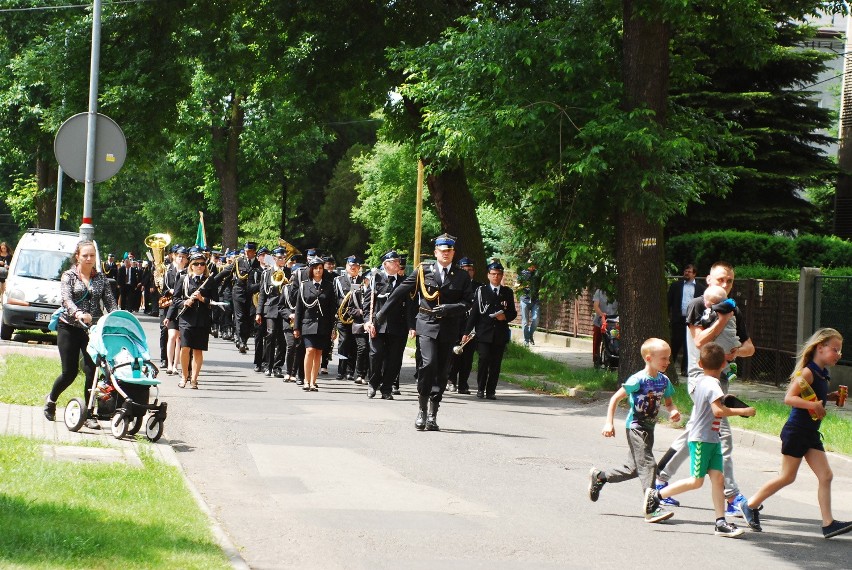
[434,233,456,250]
[244,241,257,251]
[272,246,287,256]
[487,260,504,271]
[346,255,363,265]
[308,256,324,266]
[257,246,269,255]
[381,250,401,262]
[174,245,188,255]
[457,257,474,268]
[306,248,317,257]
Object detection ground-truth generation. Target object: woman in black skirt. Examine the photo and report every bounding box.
[294,257,336,391]
[165,252,217,388]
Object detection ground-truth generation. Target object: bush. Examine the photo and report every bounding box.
[667,231,852,273]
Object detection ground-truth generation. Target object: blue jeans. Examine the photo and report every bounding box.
[520,298,540,343]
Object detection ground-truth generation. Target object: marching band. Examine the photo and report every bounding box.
[132,231,514,430]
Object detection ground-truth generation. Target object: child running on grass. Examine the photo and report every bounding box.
[646,342,755,537]
[741,328,852,539]
[589,338,681,523]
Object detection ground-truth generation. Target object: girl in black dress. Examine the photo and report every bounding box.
[293,257,336,391]
[165,253,217,388]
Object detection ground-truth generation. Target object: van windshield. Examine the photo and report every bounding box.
[14,250,73,281]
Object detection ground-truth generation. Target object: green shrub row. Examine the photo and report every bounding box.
[667,231,852,274]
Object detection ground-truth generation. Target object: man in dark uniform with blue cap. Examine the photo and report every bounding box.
[370,234,474,431]
[334,255,363,381]
[464,260,517,399]
[447,256,482,394]
[226,241,262,354]
[363,250,410,399]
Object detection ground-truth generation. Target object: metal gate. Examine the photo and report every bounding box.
[812,276,852,367]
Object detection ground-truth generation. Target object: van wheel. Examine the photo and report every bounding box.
[0,322,13,341]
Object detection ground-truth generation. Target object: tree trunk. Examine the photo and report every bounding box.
[280,173,288,238]
[616,1,671,380]
[424,162,486,271]
[211,94,244,251]
[35,154,57,229]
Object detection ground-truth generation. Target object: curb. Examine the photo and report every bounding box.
[158,439,251,570]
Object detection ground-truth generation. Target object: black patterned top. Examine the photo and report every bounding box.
[59,267,117,327]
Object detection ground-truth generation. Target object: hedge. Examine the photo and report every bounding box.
[667,231,852,274]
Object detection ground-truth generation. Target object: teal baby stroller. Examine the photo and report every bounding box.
[63,310,167,441]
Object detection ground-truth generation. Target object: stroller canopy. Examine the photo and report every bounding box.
[87,310,158,385]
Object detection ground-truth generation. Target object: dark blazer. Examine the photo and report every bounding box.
[167,273,218,328]
[667,278,706,322]
[364,270,410,336]
[466,284,518,345]
[257,268,289,320]
[117,265,139,288]
[295,276,336,336]
[380,262,474,342]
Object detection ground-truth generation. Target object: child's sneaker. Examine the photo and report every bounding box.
[822,520,852,539]
[655,482,680,506]
[588,468,605,502]
[715,519,745,538]
[727,493,747,517]
[643,488,673,522]
[740,501,762,532]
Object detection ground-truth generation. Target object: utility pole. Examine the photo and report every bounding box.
[80,0,102,241]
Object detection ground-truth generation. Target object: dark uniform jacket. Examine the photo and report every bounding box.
[364,270,410,337]
[117,265,140,288]
[257,267,289,320]
[167,273,218,328]
[379,262,474,341]
[465,284,518,345]
[295,275,336,336]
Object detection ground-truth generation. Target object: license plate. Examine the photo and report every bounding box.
[35,313,52,323]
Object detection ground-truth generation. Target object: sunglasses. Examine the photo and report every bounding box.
[191,262,206,267]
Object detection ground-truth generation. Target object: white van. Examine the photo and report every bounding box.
[0,229,101,340]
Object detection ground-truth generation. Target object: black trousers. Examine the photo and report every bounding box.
[253,321,265,366]
[159,306,168,360]
[335,324,354,375]
[352,334,369,378]
[476,341,507,396]
[669,316,688,374]
[417,335,453,403]
[50,323,96,404]
[265,317,286,371]
[232,286,252,342]
[286,334,305,379]
[119,284,135,311]
[368,333,407,395]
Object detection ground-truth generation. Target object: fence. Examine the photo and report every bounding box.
[813,276,852,366]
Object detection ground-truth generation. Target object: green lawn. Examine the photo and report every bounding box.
[500,342,620,393]
[0,354,231,569]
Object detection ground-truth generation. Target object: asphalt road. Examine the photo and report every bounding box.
[131,314,851,569]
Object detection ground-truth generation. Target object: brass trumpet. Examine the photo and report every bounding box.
[452,332,476,355]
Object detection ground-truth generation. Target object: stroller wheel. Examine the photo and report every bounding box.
[110,410,129,439]
[64,398,87,432]
[145,416,164,442]
[127,415,143,436]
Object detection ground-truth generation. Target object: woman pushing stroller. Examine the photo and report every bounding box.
[164,252,217,388]
[44,240,117,428]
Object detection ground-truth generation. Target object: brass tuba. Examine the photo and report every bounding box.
[144,233,171,293]
[278,238,300,264]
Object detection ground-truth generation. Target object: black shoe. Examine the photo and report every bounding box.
[296,379,305,386]
[274,369,285,378]
[160,359,167,368]
[448,383,457,393]
[426,401,440,431]
[43,397,56,421]
[381,393,394,400]
[486,394,497,400]
[393,388,401,395]
[458,387,471,395]
[741,502,762,532]
[476,391,485,399]
[589,468,605,501]
[265,369,273,377]
[254,364,262,373]
[336,373,345,380]
[238,343,248,354]
[823,520,852,539]
[320,368,329,375]
[714,520,745,538]
[367,385,376,398]
[347,374,355,381]
[85,418,101,430]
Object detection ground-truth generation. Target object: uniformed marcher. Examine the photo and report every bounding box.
[161,246,188,375]
[370,235,474,430]
[102,253,119,303]
[282,257,306,383]
[226,242,263,354]
[333,256,363,381]
[293,256,336,391]
[447,257,482,394]
[363,251,410,400]
[463,260,517,399]
[256,246,291,377]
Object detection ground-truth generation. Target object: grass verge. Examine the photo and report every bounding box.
[0,354,73,408]
[499,343,620,394]
[0,435,230,569]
